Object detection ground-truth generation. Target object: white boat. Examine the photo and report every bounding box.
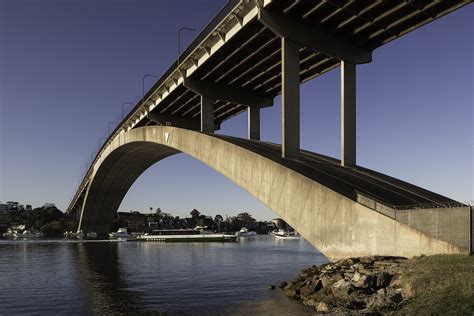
[236,227,257,237]
[2,229,16,238]
[14,230,44,238]
[109,227,133,239]
[137,228,237,242]
[271,229,301,240]
[86,232,97,238]
[65,230,85,238]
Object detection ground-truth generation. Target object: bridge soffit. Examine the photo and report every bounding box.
[257,7,372,64]
[183,77,274,109]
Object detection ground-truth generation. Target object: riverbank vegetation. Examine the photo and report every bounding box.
[395,255,474,315]
[5,204,75,236]
[3,201,276,236]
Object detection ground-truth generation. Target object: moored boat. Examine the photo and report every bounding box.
[65,230,85,239]
[109,227,133,239]
[13,230,44,238]
[86,232,97,238]
[2,229,16,238]
[137,228,237,242]
[236,227,257,237]
[271,229,301,240]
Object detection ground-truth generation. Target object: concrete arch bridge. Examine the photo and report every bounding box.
[72,126,471,259]
[68,0,472,259]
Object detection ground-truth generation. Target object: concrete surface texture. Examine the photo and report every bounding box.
[78,126,469,259]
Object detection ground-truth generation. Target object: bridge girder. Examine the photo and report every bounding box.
[257,8,372,64]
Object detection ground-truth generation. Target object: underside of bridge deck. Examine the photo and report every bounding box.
[69,1,472,258]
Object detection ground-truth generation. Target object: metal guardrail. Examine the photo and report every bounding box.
[355,190,466,217]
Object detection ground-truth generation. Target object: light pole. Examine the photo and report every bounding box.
[122,102,134,119]
[91,151,97,161]
[108,121,119,135]
[142,74,158,109]
[98,137,106,150]
[178,27,196,73]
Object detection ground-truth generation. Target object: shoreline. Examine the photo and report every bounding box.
[280,254,474,314]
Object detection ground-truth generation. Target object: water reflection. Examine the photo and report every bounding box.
[0,237,326,314]
[75,242,142,314]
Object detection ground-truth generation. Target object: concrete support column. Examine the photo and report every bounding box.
[248,107,260,140]
[200,95,214,133]
[281,37,300,159]
[341,61,356,167]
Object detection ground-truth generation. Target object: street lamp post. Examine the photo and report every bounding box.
[142,74,158,109]
[177,27,196,73]
[98,137,106,150]
[122,102,134,120]
[108,121,119,135]
[91,151,97,161]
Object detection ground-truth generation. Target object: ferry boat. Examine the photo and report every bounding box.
[137,228,237,242]
[236,227,257,237]
[271,229,301,240]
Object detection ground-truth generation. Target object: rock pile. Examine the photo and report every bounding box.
[281,256,410,314]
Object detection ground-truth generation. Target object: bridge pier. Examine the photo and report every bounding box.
[248,107,260,140]
[341,61,356,167]
[200,96,214,133]
[258,7,371,162]
[281,37,300,159]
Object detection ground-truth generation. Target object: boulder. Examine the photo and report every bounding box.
[352,271,375,289]
[283,282,301,298]
[300,278,322,297]
[321,272,343,288]
[331,279,354,297]
[374,272,392,289]
[360,257,375,265]
[315,301,332,313]
[366,293,403,311]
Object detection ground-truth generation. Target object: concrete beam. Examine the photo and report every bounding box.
[147,112,221,131]
[148,112,200,130]
[184,78,273,108]
[281,37,300,159]
[248,107,260,140]
[341,61,356,167]
[258,8,372,64]
[201,96,214,133]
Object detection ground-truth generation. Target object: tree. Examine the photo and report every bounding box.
[190,209,200,219]
[155,207,163,218]
[236,212,256,224]
[40,220,65,237]
[214,215,223,232]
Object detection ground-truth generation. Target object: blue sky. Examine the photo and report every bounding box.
[0,1,472,220]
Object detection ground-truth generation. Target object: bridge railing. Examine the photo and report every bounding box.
[356,191,471,252]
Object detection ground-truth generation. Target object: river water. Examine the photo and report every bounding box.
[0,235,327,315]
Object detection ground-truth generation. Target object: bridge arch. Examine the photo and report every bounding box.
[78,126,464,259]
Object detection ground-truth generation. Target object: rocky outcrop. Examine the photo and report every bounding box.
[281,256,410,314]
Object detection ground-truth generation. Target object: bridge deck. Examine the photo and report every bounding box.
[213,134,460,209]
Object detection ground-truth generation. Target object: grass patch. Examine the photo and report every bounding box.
[395,255,474,315]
